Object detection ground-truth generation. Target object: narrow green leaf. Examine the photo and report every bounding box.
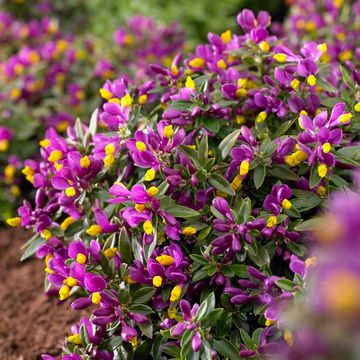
[202,308,224,327]
[138,321,153,339]
[164,205,200,218]
[119,227,132,265]
[254,165,266,189]
[316,78,338,93]
[89,108,98,136]
[203,118,220,133]
[295,217,324,231]
[196,293,215,321]
[340,65,355,90]
[309,165,322,189]
[212,339,241,360]
[218,129,241,159]
[337,145,360,159]
[133,287,156,303]
[128,304,153,315]
[268,165,300,181]
[21,235,45,261]
[199,133,208,165]
[276,279,295,292]
[190,254,209,265]
[238,198,252,223]
[292,189,323,212]
[209,173,235,195]
[240,329,256,350]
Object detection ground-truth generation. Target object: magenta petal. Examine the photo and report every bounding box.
[171,322,186,337]
[191,332,202,352]
[51,176,69,190]
[84,273,107,292]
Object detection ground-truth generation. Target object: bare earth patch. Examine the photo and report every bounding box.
[0,228,82,360]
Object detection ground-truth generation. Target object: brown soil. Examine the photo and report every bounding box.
[0,228,83,360]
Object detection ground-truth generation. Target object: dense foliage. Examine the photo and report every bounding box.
[0,10,184,219]
[3,0,360,359]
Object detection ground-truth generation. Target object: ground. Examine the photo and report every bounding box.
[0,228,83,360]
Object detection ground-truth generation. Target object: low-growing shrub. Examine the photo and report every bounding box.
[6,0,360,359]
[0,11,184,219]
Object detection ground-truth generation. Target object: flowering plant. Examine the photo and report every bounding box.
[6,2,360,359]
[0,10,184,219]
[274,171,360,360]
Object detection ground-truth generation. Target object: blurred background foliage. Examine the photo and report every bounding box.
[0,0,286,219]
[87,0,287,45]
[1,0,287,45]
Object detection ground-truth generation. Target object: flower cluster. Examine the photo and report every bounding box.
[0,10,184,220]
[6,3,360,360]
[273,171,360,360]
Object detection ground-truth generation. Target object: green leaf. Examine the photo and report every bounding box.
[202,340,213,360]
[340,65,355,90]
[190,254,209,265]
[128,304,153,315]
[118,289,130,304]
[216,311,233,337]
[276,279,295,292]
[198,133,208,165]
[203,118,220,133]
[79,324,90,346]
[162,345,181,357]
[337,145,360,159]
[89,108,98,136]
[248,244,270,267]
[151,334,165,360]
[195,292,215,321]
[240,329,256,350]
[212,339,241,360]
[119,227,132,264]
[156,180,170,197]
[335,153,360,166]
[164,205,201,218]
[192,269,209,282]
[179,145,200,167]
[197,225,212,241]
[133,338,152,357]
[238,198,252,223]
[330,173,349,188]
[272,118,296,138]
[230,264,248,278]
[284,206,301,218]
[253,165,266,189]
[252,328,263,346]
[65,220,85,237]
[138,321,153,339]
[322,97,343,107]
[208,173,235,195]
[171,100,192,111]
[99,252,110,273]
[292,189,323,212]
[133,287,156,303]
[262,140,278,157]
[309,165,322,189]
[74,117,84,140]
[286,242,306,257]
[316,78,338,93]
[180,330,193,359]
[218,129,241,159]
[202,308,224,327]
[268,165,300,181]
[295,217,324,231]
[21,235,45,261]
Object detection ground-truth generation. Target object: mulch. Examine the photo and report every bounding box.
[0,228,83,360]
